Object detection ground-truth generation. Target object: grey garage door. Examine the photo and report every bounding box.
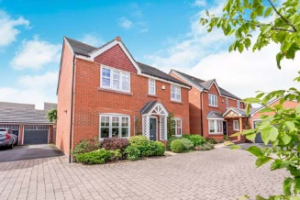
[253,120,263,143]
[24,125,49,145]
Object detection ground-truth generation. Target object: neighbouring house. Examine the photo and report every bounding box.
[0,102,56,145]
[247,98,299,143]
[56,37,191,157]
[170,70,246,141]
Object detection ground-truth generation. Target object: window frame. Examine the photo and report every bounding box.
[171,85,181,102]
[100,65,131,93]
[237,100,241,108]
[99,114,130,139]
[172,118,182,137]
[208,94,218,107]
[148,78,156,95]
[208,119,223,134]
[233,120,240,131]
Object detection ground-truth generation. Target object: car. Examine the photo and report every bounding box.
[0,128,18,149]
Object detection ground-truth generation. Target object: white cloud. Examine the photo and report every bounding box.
[10,36,61,70]
[0,71,58,109]
[119,17,133,29]
[193,0,206,7]
[81,33,104,47]
[144,0,299,99]
[0,10,29,47]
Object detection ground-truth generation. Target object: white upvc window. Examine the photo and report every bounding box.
[148,79,156,95]
[208,120,223,134]
[101,66,130,92]
[171,85,181,102]
[172,118,182,137]
[237,100,241,108]
[99,114,130,139]
[233,120,240,131]
[208,94,218,107]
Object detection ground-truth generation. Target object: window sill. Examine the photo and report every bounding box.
[208,133,223,135]
[170,100,182,104]
[148,94,157,98]
[98,87,133,96]
[208,105,218,108]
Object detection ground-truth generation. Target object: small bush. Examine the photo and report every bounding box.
[171,139,185,153]
[129,136,151,157]
[180,138,194,150]
[76,149,121,165]
[206,138,218,144]
[101,138,129,159]
[183,134,206,146]
[195,142,215,151]
[73,138,100,156]
[125,145,141,160]
[167,136,180,151]
[154,141,166,156]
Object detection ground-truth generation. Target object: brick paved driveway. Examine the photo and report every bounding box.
[0,148,287,200]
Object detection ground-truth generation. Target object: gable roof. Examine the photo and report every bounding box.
[223,107,258,117]
[63,37,190,88]
[171,70,241,100]
[137,62,190,87]
[207,111,223,119]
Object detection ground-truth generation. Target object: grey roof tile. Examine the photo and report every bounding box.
[172,70,241,100]
[0,102,35,109]
[140,101,158,114]
[65,37,97,56]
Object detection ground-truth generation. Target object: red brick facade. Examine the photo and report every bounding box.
[56,39,190,156]
[170,71,244,141]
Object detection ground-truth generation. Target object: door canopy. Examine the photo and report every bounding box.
[140,101,169,116]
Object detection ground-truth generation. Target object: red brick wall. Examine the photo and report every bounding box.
[56,41,74,156]
[70,53,190,147]
[94,44,137,73]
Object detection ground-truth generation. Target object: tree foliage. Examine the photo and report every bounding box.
[47,109,57,123]
[200,0,300,199]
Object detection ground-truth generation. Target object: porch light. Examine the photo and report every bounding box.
[162,85,166,90]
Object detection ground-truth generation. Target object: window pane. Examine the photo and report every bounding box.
[102,68,110,78]
[122,117,129,127]
[101,116,109,126]
[102,77,110,87]
[122,73,130,91]
[122,128,129,137]
[209,120,215,133]
[101,128,109,138]
[113,80,119,89]
[112,128,119,137]
[112,71,120,89]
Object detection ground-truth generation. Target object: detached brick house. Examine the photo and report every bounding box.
[170,70,246,141]
[56,37,191,156]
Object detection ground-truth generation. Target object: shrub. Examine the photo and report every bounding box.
[154,141,166,156]
[167,136,180,151]
[125,145,141,160]
[195,142,215,151]
[183,134,206,146]
[129,136,151,157]
[73,138,100,156]
[180,138,194,150]
[206,138,218,144]
[101,138,129,159]
[171,139,185,153]
[76,149,121,165]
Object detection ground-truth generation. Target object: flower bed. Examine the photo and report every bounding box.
[73,136,166,165]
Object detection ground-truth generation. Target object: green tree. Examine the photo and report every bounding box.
[47,109,57,123]
[200,0,300,199]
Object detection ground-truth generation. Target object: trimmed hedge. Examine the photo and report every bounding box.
[170,138,193,153]
[76,149,121,165]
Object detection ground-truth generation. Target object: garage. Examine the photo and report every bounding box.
[253,120,263,143]
[0,125,19,144]
[23,125,49,145]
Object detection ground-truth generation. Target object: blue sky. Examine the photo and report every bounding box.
[0,0,299,108]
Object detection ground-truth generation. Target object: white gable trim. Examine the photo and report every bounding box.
[64,38,75,55]
[223,108,242,117]
[148,102,169,116]
[207,81,222,96]
[89,40,141,74]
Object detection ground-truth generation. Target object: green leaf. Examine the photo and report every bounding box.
[283,177,293,196]
[246,133,256,141]
[261,127,272,145]
[294,178,300,194]
[279,133,292,145]
[259,107,274,113]
[255,195,266,200]
[269,127,279,142]
[247,146,263,157]
[231,145,242,150]
[276,52,284,69]
[238,43,244,53]
[264,7,273,17]
[261,25,272,34]
[284,121,295,131]
[270,159,289,171]
[256,157,272,167]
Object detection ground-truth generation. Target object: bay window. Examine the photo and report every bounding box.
[101,66,130,92]
[209,94,218,107]
[208,120,223,134]
[100,114,130,139]
[171,85,181,102]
